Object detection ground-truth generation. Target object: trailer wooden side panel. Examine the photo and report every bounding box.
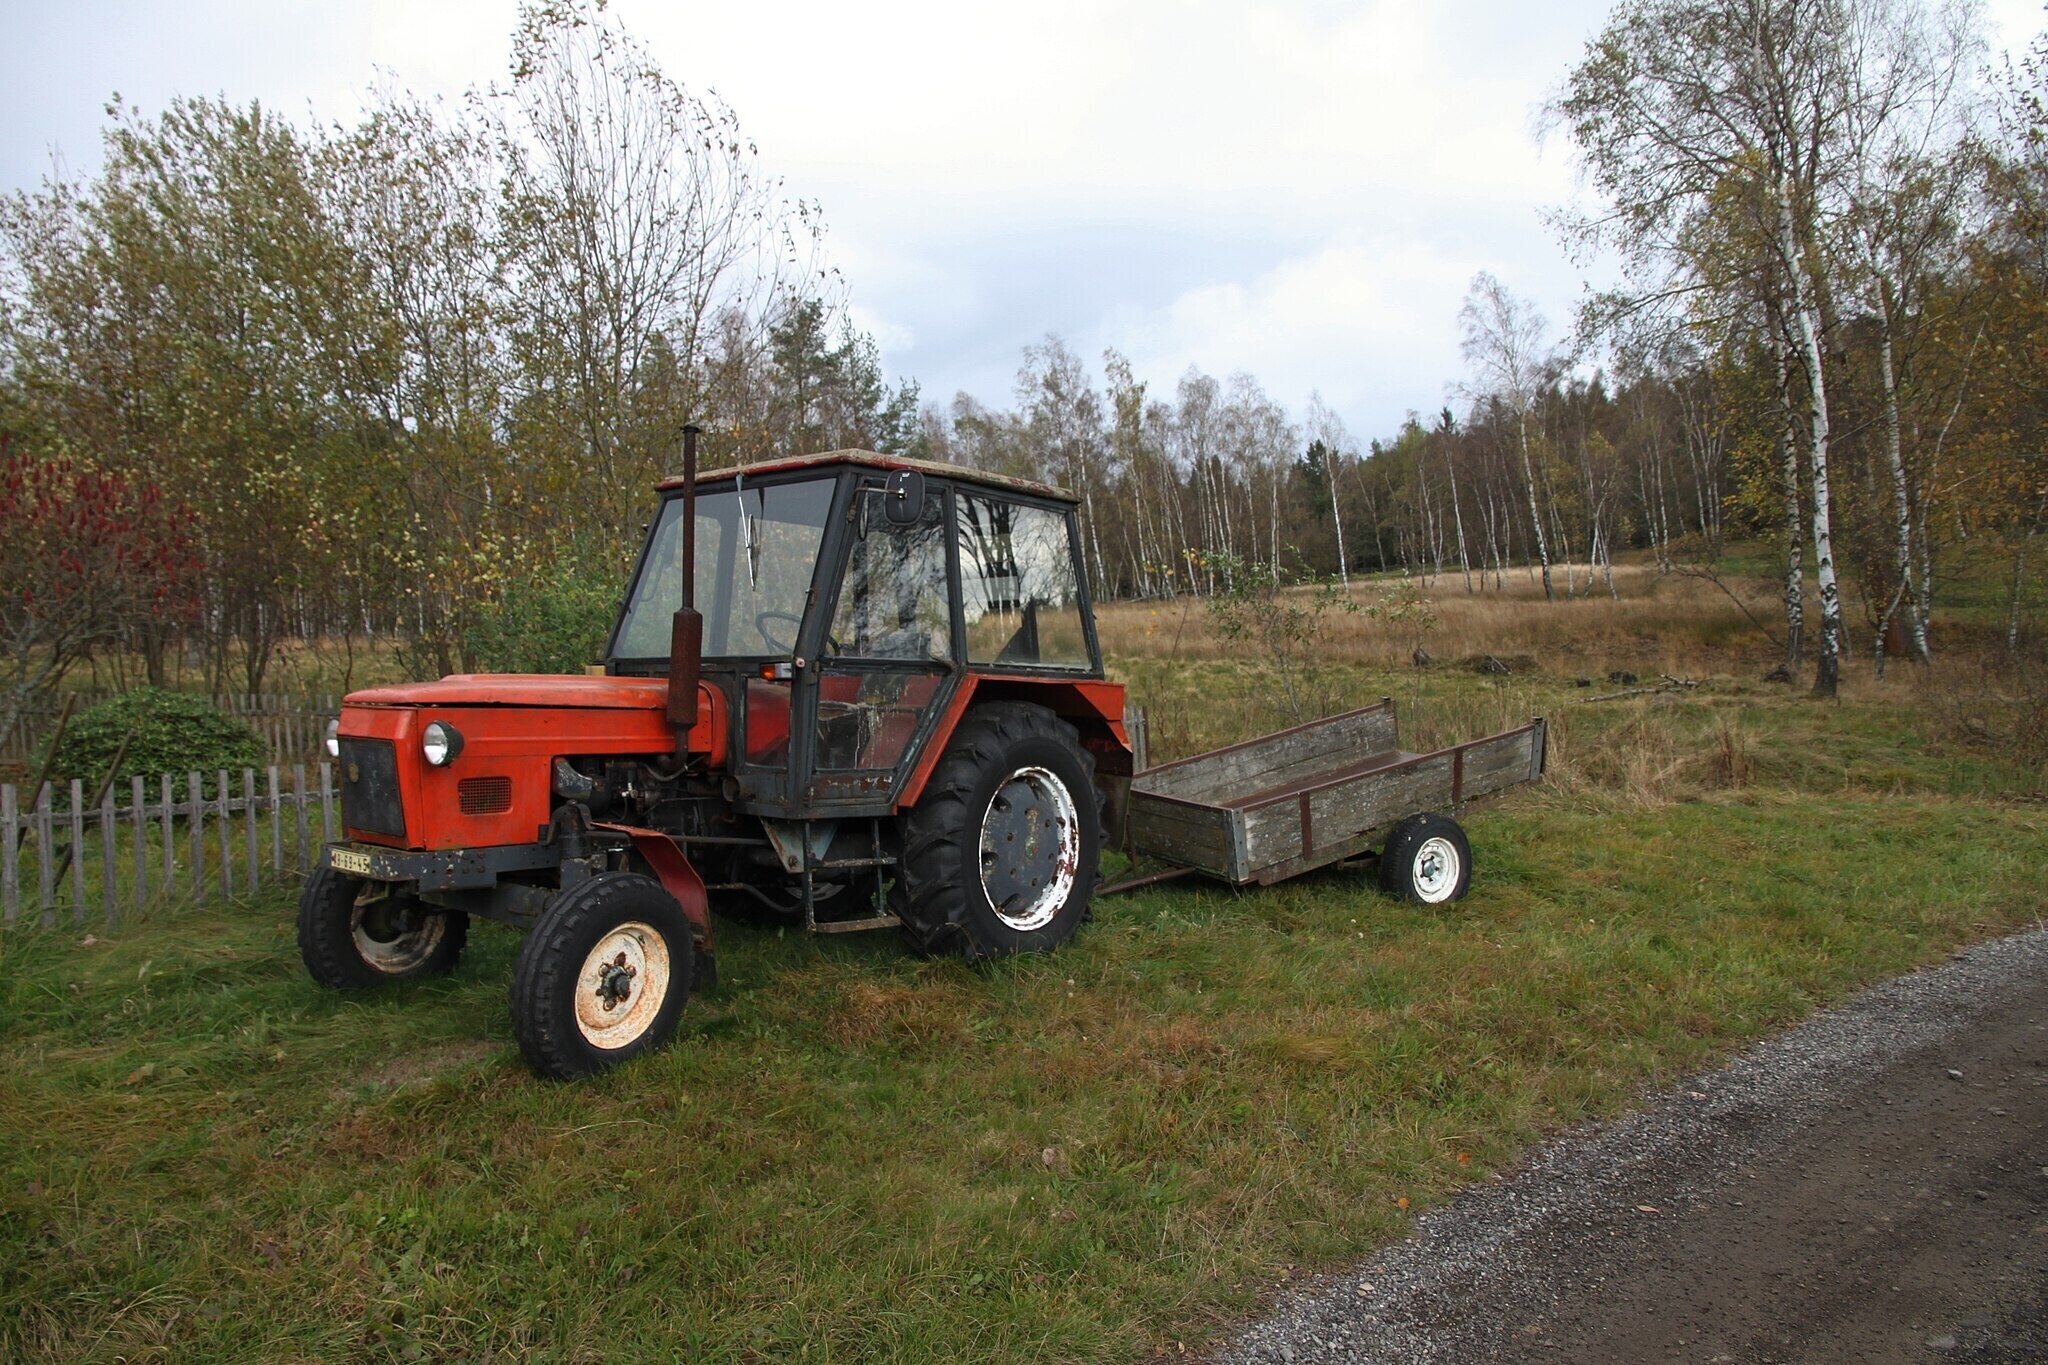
[1124,708,1546,889]
[1125,790,1246,882]
[1135,700,1397,804]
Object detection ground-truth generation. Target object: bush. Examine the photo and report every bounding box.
[463,559,619,675]
[45,688,267,795]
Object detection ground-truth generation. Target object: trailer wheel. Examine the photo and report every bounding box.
[895,702,1100,962]
[510,872,693,1080]
[1378,813,1472,905]
[297,865,467,988]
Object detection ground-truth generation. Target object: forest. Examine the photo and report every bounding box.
[2,0,2044,737]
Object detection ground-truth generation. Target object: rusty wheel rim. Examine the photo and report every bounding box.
[350,894,447,975]
[574,922,671,1049]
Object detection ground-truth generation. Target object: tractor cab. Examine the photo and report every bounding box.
[605,451,1119,822]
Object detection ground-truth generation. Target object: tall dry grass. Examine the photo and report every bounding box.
[1097,563,1774,679]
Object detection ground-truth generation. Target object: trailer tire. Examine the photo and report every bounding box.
[510,872,693,1080]
[1378,813,1472,904]
[297,865,467,988]
[894,702,1100,962]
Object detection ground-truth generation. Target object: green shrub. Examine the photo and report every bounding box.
[462,559,619,675]
[46,688,267,795]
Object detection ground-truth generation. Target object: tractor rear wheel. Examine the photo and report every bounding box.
[894,702,1100,962]
[510,872,694,1080]
[297,866,467,988]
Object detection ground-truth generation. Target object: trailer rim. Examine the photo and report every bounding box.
[1411,835,1463,904]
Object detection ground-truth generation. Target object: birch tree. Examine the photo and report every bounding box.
[1558,0,1863,694]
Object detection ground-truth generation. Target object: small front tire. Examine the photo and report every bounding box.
[297,865,468,988]
[1378,813,1472,905]
[510,873,694,1080]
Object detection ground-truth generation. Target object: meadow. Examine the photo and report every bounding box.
[0,555,2042,1362]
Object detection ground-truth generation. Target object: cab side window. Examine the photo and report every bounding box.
[955,493,1089,669]
[825,487,952,662]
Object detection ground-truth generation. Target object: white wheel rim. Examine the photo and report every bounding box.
[351,895,447,974]
[978,765,1081,932]
[1412,836,1461,903]
[574,921,672,1050]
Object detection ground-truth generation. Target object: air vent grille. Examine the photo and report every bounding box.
[458,776,513,815]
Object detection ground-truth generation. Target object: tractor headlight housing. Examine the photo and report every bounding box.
[421,721,464,767]
[325,718,341,759]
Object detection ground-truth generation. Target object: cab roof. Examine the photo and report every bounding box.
[656,449,1076,504]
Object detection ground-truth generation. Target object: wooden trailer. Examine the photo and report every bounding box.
[1115,699,1545,901]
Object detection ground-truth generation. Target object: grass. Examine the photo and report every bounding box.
[1,560,2045,1362]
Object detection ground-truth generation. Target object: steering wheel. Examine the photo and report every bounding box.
[755,610,803,654]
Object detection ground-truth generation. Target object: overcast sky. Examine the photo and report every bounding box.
[5,0,2043,445]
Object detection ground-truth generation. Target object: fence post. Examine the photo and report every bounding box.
[36,784,54,930]
[244,768,258,892]
[319,762,334,848]
[68,778,86,926]
[268,766,282,872]
[160,774,174,903]
[188,773,205,903]
[293,764,309,872]
[2,783,17,926]
[100,784,118,929]
[216,770,232,899]
[132,775,148,914]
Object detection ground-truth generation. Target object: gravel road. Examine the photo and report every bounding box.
[1213,927,2048,1364]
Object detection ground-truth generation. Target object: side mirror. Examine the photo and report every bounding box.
[882,468,926,525]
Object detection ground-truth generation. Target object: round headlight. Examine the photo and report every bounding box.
[422,721,463,767]
[325,718,341,759]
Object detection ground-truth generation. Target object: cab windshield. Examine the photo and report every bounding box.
[612,477,836,659]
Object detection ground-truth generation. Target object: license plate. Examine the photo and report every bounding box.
[330,847,373,876]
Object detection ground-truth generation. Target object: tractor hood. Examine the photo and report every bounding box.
[344,675,671,710]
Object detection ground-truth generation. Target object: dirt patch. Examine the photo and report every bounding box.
[346,1039,495,1094]
[1212,929,2048,1364]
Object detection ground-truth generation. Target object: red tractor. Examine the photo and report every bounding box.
[300,433,1131,1078]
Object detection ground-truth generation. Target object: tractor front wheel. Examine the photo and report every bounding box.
[894,702,1100,962]
[510,872,694,1080]
[297,865,468,988]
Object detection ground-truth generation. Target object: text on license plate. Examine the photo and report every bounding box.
[330,847,373,876]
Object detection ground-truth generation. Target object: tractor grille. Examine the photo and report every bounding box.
[338,737,405,838]
[458,776,513,815]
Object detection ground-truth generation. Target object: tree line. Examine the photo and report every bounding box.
[3,0,2044,738]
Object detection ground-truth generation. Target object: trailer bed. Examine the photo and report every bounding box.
[1124,700,1545,886]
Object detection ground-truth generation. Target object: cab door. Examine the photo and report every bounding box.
[804,478,958,810]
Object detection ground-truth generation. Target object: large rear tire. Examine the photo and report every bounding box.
[510,872,693,1080]
[297,865,468,988]
[894,702,1100,962]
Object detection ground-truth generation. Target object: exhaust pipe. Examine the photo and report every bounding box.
[666,424,703,755]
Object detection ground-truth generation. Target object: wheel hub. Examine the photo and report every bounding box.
[595,953,636,1010]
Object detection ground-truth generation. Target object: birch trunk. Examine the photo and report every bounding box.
[1779,181,1842,698]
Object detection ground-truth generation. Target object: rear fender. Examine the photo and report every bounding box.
[895,676,1131,808]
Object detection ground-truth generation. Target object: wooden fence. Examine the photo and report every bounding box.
[1,692,341,767]
[2,764,337,930]
[0,706,1155,932]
